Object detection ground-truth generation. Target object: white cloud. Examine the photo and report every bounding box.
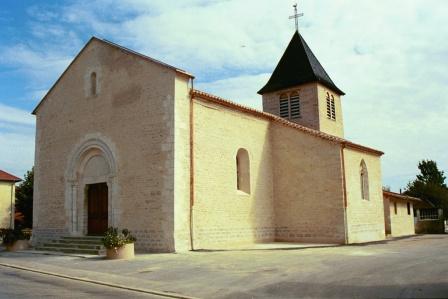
[0,104,35,126]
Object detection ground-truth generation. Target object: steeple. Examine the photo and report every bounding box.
[259,30,345,138]
[258,31,344,95]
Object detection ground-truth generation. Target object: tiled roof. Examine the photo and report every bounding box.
[258,31,344,95]
[0,170,21,182]
[383,190,422,202]
[191,89,383,156]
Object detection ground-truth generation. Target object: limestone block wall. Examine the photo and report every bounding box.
[387,199,415,236]
[344,148,385,243]
[271,124,347,244]
[33,39,178,252]
[173,75,192,252]
[192,98,275,249]
[0,182,14,228]
[316,84,344,138]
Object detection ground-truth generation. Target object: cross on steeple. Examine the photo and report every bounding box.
[289,3,304,32]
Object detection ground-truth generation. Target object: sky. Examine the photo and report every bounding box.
[0,0,447,192]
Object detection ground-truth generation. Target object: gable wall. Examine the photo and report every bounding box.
[271,124,347,244]
[33,39,178,252]
[191,98,275,249]
[344,148,385,243]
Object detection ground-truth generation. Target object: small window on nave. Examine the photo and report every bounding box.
[236,148,250,194]
[360,160,369,200]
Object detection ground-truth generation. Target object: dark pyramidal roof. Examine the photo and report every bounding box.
[258,31,344,95]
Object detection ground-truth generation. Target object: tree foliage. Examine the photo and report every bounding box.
[15,167,34,228]
[405,160,448,219]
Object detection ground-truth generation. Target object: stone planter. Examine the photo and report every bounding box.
[5,240,30,252]
[105,243,135,260]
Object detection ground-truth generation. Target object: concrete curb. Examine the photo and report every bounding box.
[0,262,199,299]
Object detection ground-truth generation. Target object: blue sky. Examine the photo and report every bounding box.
[0,0,447,191]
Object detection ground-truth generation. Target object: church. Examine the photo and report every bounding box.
[32,28,386,252]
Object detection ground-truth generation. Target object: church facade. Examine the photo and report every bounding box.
[32,31,386,252]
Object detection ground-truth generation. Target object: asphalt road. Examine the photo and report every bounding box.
[0,267,164,299]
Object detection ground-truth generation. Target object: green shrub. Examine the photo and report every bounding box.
[101,227,136,249]
[0,228,31,245]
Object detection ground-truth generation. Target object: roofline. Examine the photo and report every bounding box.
[0,178,22,183]
[0,170,22,182]
[32,36,194,115]
[191,89,383,156]
[383,190,422,202]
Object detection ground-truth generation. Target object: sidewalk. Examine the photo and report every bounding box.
[0,242,339,298]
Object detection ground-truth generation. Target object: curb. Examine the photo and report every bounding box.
[0,262,199,299]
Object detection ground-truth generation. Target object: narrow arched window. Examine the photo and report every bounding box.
[236,148,250,194]
[90,72,97,96]
[279,93,289,118]
[360,160,369,200]
[289,91,301,119]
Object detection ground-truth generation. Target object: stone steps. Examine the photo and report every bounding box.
[35,236,105,255]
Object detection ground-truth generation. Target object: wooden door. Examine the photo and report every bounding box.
[87,182,108,235]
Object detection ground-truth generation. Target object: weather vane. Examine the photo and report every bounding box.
[289,3,304,32]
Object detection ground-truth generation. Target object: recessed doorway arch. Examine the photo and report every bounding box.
[65,135,118,235]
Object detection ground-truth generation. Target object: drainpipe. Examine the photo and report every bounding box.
[189,78,195,251]
[340,144,349,244]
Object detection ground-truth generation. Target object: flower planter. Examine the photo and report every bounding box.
[5,240,30,252]
[106,243,135,260]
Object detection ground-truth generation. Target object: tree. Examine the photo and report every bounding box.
[405,160,448,219]
[15,167,34,228]
[415,160,446,187]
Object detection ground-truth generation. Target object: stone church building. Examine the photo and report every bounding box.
[32,30,386,252]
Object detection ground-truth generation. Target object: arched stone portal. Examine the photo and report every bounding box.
[65,135,118,236]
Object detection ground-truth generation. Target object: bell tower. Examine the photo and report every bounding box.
[258,30,345,138]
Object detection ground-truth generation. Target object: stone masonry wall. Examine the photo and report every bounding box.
[271,124,347,244]
[173,75,192,252]
[387,198,415,237]
[33,39,177,252]
[344,148,385,243]
[316,84,344,138]
[192,98,275,249]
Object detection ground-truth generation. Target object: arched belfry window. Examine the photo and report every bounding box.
[360,160,369,200]
[90,72,97,96]
[236,148,250,194]
[279,92,301,119]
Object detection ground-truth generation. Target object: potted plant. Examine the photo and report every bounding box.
[0,228,31,252]
[102,227,137,259]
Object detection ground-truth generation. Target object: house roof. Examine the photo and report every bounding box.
[32,36,194,115]
[192,89,383,156]
[0,170,21,182]
[258,31,344,95]
[383,190,422,202]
